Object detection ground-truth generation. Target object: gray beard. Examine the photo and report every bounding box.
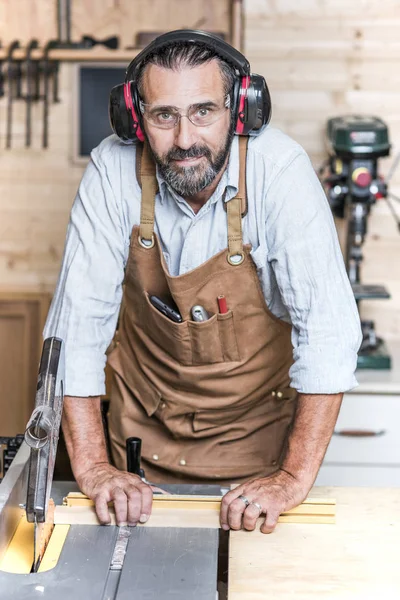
[152,129,234,198]
[159,161,219,197]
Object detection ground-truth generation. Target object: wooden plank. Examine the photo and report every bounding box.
[55,505,221,528]
[56,493,335,526]
[228,487,400,599]
[0,48,140,62]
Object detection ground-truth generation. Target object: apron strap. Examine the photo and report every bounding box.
[137,142,158,248]
[236,135,248,217]
[227,136,248,265]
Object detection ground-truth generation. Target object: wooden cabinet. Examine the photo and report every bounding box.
[0,293,50,436]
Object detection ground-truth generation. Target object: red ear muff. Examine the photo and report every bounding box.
[123,82,144,142]
[235,76,251,135]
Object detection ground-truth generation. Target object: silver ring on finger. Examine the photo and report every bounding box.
[238,494,250,507]
[249,501,263,514]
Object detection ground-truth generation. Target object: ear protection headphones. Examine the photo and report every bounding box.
[109,29,271,143]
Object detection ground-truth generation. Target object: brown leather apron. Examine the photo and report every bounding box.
[107,137,297,484]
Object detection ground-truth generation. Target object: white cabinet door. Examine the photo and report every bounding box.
[324,393,400,466]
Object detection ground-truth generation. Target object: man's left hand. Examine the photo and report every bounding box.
[220,470,310,534]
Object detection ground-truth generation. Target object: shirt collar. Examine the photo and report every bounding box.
[155,135,240,206]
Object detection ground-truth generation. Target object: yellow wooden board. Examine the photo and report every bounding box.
[38,525,70,573]
[0,515,34,574]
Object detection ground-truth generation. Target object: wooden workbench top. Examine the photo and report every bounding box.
[229,486,400,599]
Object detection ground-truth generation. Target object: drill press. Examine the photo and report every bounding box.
[323,115,391,369]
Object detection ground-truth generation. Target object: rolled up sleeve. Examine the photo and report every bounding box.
[266,151,362,394]
[43,142,128,397]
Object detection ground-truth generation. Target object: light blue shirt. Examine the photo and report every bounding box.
[44,127,362,397]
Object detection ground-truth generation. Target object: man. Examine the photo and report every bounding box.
[44,30,362,534]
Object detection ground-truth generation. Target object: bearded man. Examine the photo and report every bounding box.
[44,30,361,534]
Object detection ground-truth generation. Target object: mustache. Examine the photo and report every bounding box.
[165,145,212,162]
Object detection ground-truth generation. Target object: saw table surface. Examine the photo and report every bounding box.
[229,486,400,599]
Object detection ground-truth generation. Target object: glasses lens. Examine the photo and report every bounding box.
[144,109,179,129]
[188,106,226,127]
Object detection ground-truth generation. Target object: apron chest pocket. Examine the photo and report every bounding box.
[142,293,192,365]
[188,310,240,365]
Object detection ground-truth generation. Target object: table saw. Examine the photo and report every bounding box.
[0,442,225,599]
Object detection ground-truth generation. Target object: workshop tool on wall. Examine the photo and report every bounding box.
[25,39,39,147]
[24,336,65,571]
[321,115,399,369]
[0,43,4,98]
[5,41,20,149]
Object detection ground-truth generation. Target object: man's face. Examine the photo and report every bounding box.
[141,60,233,197]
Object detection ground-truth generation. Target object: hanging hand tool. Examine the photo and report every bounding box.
[0,41,4,98]
[42,40,58,148]
[5,40,20,149]
[25,39,39,147]
[24,337,65,572]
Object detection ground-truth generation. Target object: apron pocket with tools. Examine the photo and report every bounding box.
[141,293,192,365]
[188,310,239,365]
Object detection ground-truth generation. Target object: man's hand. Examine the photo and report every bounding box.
[220,392,343,534]
[220,470,309,534]
[76,462,154,526]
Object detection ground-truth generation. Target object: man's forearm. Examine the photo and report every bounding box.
[281,392,343,488]
[63,396,109,480]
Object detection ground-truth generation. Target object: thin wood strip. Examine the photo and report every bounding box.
[65,492,336,505]
[64,492,335,517]
[278,515,336,524]
[64,497,333,517]
[55,504,335,527]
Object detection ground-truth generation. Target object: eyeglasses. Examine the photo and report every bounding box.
[139,97,230,130]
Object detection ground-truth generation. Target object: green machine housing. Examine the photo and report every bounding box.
[326,115,390,160]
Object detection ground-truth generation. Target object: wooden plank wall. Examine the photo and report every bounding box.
[245,0,400,339]
[0,0,398,341]
[0,0,230,291]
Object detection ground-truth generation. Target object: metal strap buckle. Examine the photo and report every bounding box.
[138,235,155,249]
[227,252,245,266]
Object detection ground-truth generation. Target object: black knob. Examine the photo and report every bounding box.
[126,436,145,478]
